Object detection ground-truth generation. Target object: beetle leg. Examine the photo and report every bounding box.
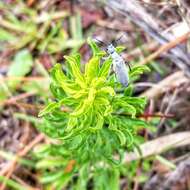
[125,61,132,71]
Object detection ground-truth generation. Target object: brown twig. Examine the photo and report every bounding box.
[139,31,190,65]
[139,113,174,119]
[0,134,45,190]
[8,102,43,110]
[125,132,190,163]
[0,76,47,82]
[64,160,76,173]
[133,163,142,190]
[0,92,37,106]
[124,41,158,61]
[157,88,179,135]
[12,175,39,190]
[140,71,188,99]
[115,112,174,119]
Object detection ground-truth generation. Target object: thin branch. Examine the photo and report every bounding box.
[138,31,190,66]
[140,71,188,99]
[0,134,45,190]
[125,132,190,163]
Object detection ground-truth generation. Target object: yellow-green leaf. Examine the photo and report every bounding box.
[64,55,86,88]
[95,96,110,106]
[85,56,99,84]
[97,86,115,96]
[38,102,59,117]
[87,37,102,57]
[115,46,125,53]
[71,100,91,116]
[51,63,67,85]
[91,77,106,88]
[66,116,78,132]
[98,58,112,78]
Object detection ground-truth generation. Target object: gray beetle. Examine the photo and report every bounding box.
[96,37,131,87]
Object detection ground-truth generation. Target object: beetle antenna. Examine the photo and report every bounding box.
[94,38,107,46]
[112,35,124,46]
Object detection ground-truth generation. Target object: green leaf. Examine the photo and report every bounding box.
[70,99,90,117]
[114,99,136,118]
[112,129,126,146]
[115,46,125,53]
[54,173,73,190]
[50,63,67,85]
[73,53,81,67]
[91,77,106,88]
[66,116,78,132]
[75,164,89,189]
[89,114,104,131]
[0,28,15,41]
[8,49,33,88]
[72,89,87,99]
[124,85,133,96]
[109,168,120,190]
[0,175,25,190]
[95,96,110,106]
[38,102,60,117]
[129,64,150,78]
[97,86,115,96]
[40,171,64,183]
[50,83,66,99]
[87,37,102,57]
[36,157,67,169]
[123,96,146,105]
[87,87,96,102]
[104,105,113,116]
[98,58,112,78]
[64,55,86,88]
[94,168,119,190]
[121,128,134,147]
[62,83,80,96]
[36,36,150,187]
[70,13,83,40]
[51,65,80,96]
[85,56,100,84]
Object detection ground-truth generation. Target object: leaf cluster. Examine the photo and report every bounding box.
[36,38,150,189]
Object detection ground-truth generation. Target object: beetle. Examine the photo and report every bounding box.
[95,37,131,87]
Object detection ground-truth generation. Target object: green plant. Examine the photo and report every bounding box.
[36,38,150,189]
[0,0,83,53]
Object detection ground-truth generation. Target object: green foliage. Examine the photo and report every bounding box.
[0,0,84,53]
[7,49,33,88]
[37,38,149,189]
[0,175,26,190]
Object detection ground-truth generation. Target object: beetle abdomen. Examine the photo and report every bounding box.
[115,63,129,87]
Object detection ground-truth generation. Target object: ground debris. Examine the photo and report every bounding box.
[144,158,190,190]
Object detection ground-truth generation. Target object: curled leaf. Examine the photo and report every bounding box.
[64,55,86,88]
[85,57,99,84]
[38,102,60,117]
[87,37,102,57]
[98,58,112,78]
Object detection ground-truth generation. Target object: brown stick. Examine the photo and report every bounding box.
[125,132,190,163]
[139,31,190,65]
[140,71,188,99]
[0,92,36,105]
[0,76,47,82]
[0,134,45,190]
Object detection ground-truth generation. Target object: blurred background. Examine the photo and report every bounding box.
[0,0,190,189]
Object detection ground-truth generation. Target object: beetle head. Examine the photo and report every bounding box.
[106,44,115,54]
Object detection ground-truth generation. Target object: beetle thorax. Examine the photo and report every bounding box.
[107,44,115,55]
